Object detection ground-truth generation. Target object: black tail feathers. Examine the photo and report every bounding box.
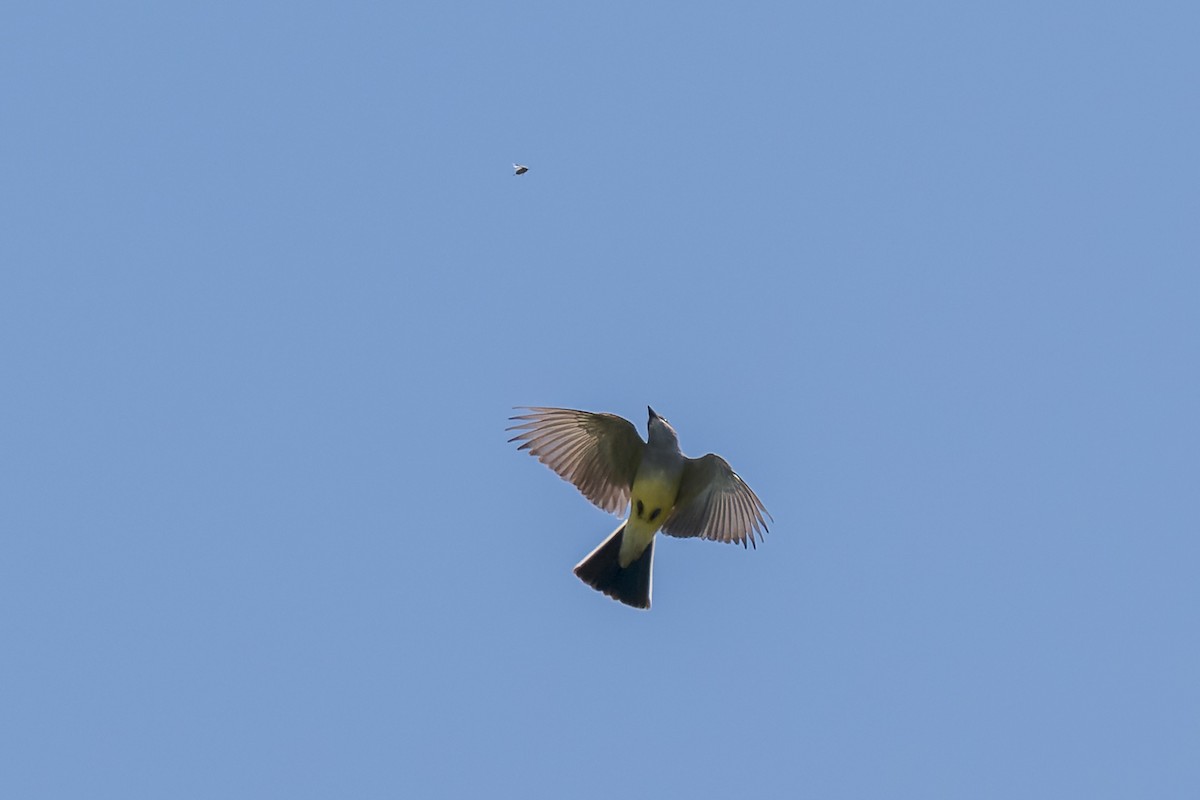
[573,524,653,610]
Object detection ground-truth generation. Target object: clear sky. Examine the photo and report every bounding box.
[2,2,1198,798]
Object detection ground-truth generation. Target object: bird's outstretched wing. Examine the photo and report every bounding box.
[508,407,644,515]
[661,454,771,548]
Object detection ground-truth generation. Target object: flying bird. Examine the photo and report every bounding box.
[509,406,771,609]
[513,163,528,175]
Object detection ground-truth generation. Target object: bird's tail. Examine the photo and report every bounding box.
[573,523,653,610]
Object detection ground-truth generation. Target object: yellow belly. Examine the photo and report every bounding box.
[618,473,680,567]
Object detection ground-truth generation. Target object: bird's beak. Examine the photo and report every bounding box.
[647,406,658,422]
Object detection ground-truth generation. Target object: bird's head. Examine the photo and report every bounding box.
[646,406,679,447]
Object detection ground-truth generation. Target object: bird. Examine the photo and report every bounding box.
[513,163,529,175]
[508,406,771,609]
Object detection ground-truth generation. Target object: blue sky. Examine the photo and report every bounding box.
[2,2,1198,797]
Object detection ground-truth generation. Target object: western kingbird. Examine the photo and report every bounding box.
[513,163,529,175]
[508,406,771,609]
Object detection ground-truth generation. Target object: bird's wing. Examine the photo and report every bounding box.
[508,407,644,515]
[661,454,771,548]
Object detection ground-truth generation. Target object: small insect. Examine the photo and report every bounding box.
[513,163,529,175]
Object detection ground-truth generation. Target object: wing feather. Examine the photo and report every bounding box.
[508,407,644,515]
[661,453,771,547]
